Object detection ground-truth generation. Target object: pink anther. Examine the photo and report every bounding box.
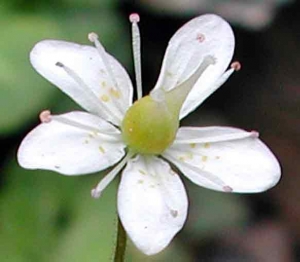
[91,188,101,199]
[223,186,233,192]
[231,61,241,71]
[250,130,259,138]
[129,13,140,23]
[88,32,98,42]
[39,110,52,123]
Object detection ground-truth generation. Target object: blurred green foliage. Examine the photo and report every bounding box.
[0,14,62,134]
[0,163,118,262]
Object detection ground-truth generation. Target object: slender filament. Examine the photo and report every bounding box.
[88,33,125,114]
[129,13,143,99]
[91,152,134,198]
[56,62,122,124]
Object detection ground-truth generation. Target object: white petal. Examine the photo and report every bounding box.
[17,111,126,175]
[30,40,133,126]
[118,155,188,255]
[154,14,234,118]
[164,127,281,193]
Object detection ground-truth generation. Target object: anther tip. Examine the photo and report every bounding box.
[91,188,101,199]
[223,186,233,193]
[250,130,259,138]
[231,61,241,71]
[39,110,52,123]
[88,32,99,42]
[129,13,140,23]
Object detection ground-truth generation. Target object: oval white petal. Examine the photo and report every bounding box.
[118,155,188,255]
[154,14,234,118]
[17,111,125,175]
[30,40,133,125]
[164,127,281,193]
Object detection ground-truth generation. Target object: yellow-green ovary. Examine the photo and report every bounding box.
[121,96,179,155]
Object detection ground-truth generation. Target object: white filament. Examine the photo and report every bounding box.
[173,130,259,145]
[50,115,122,142]
[129,13,143,99]
[91,152,134,198]
[55,62,122,124]
[88,33,124,114]
[165,153,233,192]
[88,33,120,91]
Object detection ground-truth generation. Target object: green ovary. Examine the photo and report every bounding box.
[121,95,179,155]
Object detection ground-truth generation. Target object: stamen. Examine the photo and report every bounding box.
[55,61,122,124]
[87,32,98,43]
[165,153,232,192]
[88,32,120,93]
[129,13,142,99]
[91,152,134,198]
[39,110,52,123]
[177,61,238,119]
[88,32,125,114]
[250,130,259,138]
[51,115,122,142]
[174,130,258,145]
[129,13,140,23]
[231,61,241,71]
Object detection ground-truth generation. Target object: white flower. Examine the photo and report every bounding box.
[17,14,281,255]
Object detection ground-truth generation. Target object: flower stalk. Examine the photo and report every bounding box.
[114,218,127,262]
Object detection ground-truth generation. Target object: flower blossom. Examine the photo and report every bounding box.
[17,14,281,255]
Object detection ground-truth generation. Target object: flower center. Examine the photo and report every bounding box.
[121,95,179,155]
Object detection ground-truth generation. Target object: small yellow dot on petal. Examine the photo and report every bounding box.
[99,146,105,154]
[178,156,185,162]
[95,131,100,136]
[204,143,210,149]
[137,179,144,184]
[202,156,208,162]
[100,94,110,102]
[109,88,121,99]
[190,143,196,148]
[138,169,146,175]
[101,81,107,88]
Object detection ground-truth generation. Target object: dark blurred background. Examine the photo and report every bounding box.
[0,0,299,261]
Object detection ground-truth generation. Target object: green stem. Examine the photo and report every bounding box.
[114,217,127,262]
